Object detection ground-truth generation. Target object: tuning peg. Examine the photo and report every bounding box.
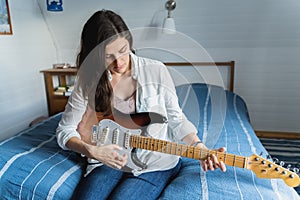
[259,152,264,156]
[293,168,299,174]
[272,157,279,164]
[279,161,285,166]
[287,164,292,170]
[267,155,272,159]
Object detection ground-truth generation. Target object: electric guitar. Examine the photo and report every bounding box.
[88,111,300,188]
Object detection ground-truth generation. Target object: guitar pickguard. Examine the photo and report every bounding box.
[94,119,147,173]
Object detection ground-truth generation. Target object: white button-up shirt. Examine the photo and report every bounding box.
[56,53,197,175]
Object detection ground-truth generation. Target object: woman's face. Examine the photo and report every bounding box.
[105,36,131,76]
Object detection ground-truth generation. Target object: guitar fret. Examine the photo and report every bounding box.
[135,136,138,147]
[131,135,134,147]
[148,138,152,150]
[192,146,197,160]
[165,141,169,153]
[183,145,188,157]
[163,141,167,153]
[137,136,140,148]
[176,144,179,156]
[186,145,190,157]
[199,148,202,160]
[148,138,151,150]
[180,144,185,157]
[157,140,163,152]
[191,146,194,159]
[146,137,150,150]
[147,138,152,150]
[151,137,156,150]
[155,138,159,151]
[161,141,168,153]
[130,136,134,147]
[143,137,146,149]
[150,138,154,151]
[233,155,236,166]
[176,144,181,156]
[135,135,138,147]
[170,143,174,155]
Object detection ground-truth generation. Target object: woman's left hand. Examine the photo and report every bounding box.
[198,144,227,172]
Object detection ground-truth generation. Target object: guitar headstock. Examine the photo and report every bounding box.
[247,154,300,187]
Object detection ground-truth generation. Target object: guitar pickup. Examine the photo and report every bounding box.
[91,125,98,144]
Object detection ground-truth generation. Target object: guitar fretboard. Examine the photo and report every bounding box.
[130,135,248,168]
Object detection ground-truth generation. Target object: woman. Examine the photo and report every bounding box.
[56,10,226,200]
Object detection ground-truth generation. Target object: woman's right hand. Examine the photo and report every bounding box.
[86,144,128,169]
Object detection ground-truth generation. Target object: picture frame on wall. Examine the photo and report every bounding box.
[0,0,12,35]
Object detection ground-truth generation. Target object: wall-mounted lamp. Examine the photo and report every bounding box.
[47,0,63,12]
[162,0,176,34]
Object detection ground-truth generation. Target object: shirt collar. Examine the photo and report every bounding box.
[130,51,138,80]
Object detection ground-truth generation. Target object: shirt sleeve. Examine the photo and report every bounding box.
[161,64,198,141]
[56,79,87,150]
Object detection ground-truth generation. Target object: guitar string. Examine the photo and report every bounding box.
[129,136,291,168]
[131,136,247,159]
[125,136,295,173]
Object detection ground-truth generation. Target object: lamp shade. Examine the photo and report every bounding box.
[47,0,63,12]
[162,17,176,34]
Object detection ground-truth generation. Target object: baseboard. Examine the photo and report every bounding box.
[255,130,300,139]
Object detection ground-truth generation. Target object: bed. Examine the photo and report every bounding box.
[0,62,299,200]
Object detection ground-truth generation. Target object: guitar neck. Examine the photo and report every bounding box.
[130,135,248,169]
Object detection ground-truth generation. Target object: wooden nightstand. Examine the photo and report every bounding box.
[41,68,78,116]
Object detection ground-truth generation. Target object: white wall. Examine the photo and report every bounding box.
[0,0,56,140]
[0,0,299,140]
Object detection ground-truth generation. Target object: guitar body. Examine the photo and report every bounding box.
[94,119,148,173]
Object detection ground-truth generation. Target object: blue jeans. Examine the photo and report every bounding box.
[73,159,181,200]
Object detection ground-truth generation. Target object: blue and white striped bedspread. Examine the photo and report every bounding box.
[0,83,299,200]
[0,114,84,200]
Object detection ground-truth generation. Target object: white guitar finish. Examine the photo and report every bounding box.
[92,119,146,173]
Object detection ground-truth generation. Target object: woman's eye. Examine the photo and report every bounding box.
[120,47,127,54]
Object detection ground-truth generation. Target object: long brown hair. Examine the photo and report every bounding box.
[76,10,133,116]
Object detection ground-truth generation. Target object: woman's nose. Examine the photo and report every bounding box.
[115,56,122,65]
